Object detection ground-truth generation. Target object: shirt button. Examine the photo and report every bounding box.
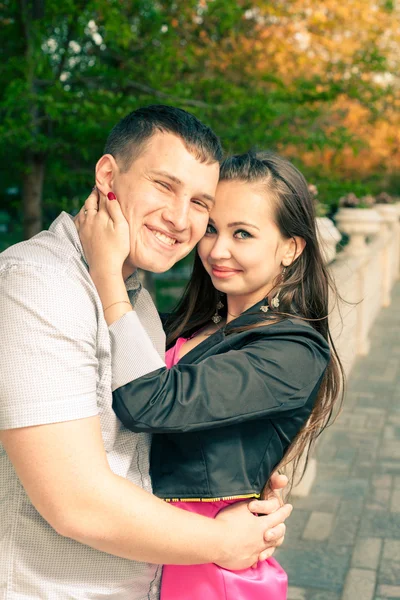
[143,476,151,488]
[151,584,158,595]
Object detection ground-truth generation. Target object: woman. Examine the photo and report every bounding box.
[79,151,343,599]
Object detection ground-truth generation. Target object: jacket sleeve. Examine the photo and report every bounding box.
[113,326,330,433]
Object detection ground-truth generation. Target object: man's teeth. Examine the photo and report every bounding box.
[152,230,177,246]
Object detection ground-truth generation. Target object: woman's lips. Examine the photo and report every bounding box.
[211,266,241,278]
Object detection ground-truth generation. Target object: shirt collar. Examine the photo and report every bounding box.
[49,212,142,297]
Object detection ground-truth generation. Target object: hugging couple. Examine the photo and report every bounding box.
[0,104,341,599]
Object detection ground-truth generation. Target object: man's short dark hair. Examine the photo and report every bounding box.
[104,105,223,171]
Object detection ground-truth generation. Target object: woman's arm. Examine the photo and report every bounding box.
[113,318,330,433]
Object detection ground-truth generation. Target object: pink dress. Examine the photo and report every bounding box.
[160,336,288,600]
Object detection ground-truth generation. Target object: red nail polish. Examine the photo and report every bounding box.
[107,192,117,200]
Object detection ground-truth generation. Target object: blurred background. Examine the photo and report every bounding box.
[1,0,399,309]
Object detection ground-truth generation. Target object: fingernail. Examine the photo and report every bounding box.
[107,192,117,200]
[92,185,97,191]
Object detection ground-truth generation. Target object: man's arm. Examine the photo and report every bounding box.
[0,417,291,568]
[0,262,290,569]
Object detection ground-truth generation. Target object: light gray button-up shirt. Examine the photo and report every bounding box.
[0,212,165,600]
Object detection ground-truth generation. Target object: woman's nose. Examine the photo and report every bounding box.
[209,237,231,260]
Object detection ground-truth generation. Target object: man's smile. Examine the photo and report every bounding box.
[145,225,181,248]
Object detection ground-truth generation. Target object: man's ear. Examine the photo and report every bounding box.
[282,236,306,267]
[95,154,119,196]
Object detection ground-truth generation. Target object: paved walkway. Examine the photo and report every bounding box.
[275,282,400,600]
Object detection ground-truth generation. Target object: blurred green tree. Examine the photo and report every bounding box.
[1,0,398,242]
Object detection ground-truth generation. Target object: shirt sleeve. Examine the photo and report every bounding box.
[108,311,165,391]
[0,264,99,429]
[112,324,330,433]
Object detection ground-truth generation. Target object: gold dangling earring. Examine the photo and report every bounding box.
[263,266,287,312]
[271,294,280,309]
[212,295,224,324]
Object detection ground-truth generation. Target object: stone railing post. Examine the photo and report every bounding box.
[375,204,399,307]
[316,217,341,264]
[335,207,381,256]
[292,207,384,498]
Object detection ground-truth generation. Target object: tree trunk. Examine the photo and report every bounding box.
[23,154,45,239]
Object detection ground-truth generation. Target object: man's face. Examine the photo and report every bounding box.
[112,132,220,274]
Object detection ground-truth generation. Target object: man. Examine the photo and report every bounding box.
[0,105,291,599]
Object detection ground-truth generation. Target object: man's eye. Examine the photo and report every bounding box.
[206,224,217,234]
[192,199,208,209]
[156,181,170,190]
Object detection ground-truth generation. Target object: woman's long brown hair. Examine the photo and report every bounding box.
[164,151,345,490]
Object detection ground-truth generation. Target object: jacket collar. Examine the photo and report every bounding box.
[224,298,272,330]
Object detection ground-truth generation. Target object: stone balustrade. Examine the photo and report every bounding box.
[292,205,400,496]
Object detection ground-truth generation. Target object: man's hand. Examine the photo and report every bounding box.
[215,500,292,571]
[248,472,289,562]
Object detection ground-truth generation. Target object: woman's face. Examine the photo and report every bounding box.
[197,180,295,304]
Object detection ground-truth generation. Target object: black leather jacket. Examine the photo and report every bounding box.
[113,302,330,501]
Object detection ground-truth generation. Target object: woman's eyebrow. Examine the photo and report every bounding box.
[229,221,260,230]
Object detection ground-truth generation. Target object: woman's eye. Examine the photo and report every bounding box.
[205,224,217,234]
[234,229,252,240]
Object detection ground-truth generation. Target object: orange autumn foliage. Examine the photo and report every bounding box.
[237,0,400,179]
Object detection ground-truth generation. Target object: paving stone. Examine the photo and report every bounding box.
[359,511,400,539]
[380,442,400,461]
[303,512,334,541]
[381,463,400,476]
[357,395,385,409]
[351,537,382,570]
[288,587,307,600]
[366,487,391,511]
[348,414,368,429]
[309,592,340,600]
[384,426,397,440]
[361,446,380,463]
[312,459,352,473]
[369,362,397,383]
[376,584,400,598]
[329,499,364,547]
[313,477,369,500]
[391,490,400,513]
[284,509,311,543]
[378,540,400,585]
[335,446,357,462]
[351,462,378,479]
[341,568,376,600]
[277,545,351,593]
[372,475,393,489]
[292,494,341,514]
